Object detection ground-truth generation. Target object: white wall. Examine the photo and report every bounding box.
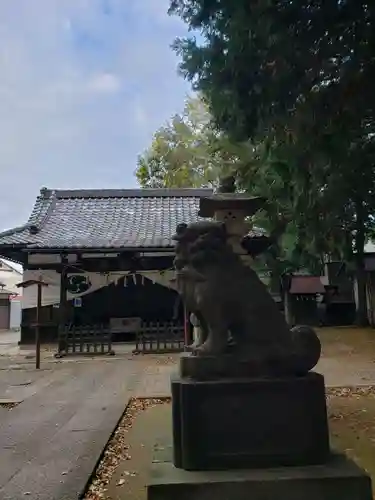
[10,299,21,330]
[0,259,23,294]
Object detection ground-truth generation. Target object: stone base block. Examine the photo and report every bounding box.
[179,351,269,379]
[147,453,372,500]
[172,372,329,470]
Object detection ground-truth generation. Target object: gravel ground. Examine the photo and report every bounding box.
[328,386,375,498]
[84,387,375,500]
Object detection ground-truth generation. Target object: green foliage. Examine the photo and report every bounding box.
[136,95,341,275]
[169,0,375,323]
[168,0,375,222]
[169,1,375,139]
[136,95,245,188]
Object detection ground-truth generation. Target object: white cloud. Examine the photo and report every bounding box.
[63,18,72,30]
[87,73,121,93]
[134,102,148,126]
[0,0,191,231]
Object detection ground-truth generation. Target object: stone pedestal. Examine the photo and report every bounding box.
[146,369,372,500]
[148,453,372,500]
[172,372,330,470]
[147,344,372,500]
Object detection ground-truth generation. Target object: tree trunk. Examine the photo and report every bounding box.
[280,273,294,326]
[354,199,368,327]
[284,289,294,326]
[355,265,368,326]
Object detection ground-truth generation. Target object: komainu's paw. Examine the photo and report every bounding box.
[194,338,227,356]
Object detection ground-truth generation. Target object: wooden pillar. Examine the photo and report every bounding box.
[367,272,375,326]
[35,283,42,369]
[59,264,68,328]
[16,278,48,369]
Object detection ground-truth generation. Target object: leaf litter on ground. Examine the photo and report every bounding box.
[84,397,170,500]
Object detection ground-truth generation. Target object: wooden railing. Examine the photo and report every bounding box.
[57,323,114,357]
[134,320,185,354]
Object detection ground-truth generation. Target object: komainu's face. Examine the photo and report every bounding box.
[173,221,226,248]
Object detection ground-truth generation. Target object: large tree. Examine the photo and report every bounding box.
[136,95,246,188]
[137,95,339,283]
[169,0,375,325]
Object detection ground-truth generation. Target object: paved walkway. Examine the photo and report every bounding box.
[1,332,375,500]
[0,355,174,500]
[0,329,20,345]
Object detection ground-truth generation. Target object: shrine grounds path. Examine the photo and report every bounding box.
[1,326,375,499]
[0,352,176,500]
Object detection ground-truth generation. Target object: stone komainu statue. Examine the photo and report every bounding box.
[173,220,321,376]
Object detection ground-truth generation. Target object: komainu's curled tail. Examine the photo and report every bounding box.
[289,325,322,375]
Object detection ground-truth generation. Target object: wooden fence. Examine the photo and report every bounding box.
[134,320,185,354]
[56,323,113,357]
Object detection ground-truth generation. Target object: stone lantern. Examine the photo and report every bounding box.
[198,175,270,265]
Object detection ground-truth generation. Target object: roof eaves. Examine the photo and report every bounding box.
[0,251,26,265]
[0,223,34,240]
[54,188,214,199]
[0,189,56,244]
[0,258,23,273]
[31,193,57,234]
[23,244,175,252]
[27,189,56,227]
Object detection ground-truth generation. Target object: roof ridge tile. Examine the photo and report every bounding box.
[53,188,213,199]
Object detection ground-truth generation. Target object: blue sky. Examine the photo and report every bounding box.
[0,0,192,231]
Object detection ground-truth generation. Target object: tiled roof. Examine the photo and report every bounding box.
[0,188,213,250]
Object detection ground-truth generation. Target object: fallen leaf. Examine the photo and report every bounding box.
[83,397,170,499]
